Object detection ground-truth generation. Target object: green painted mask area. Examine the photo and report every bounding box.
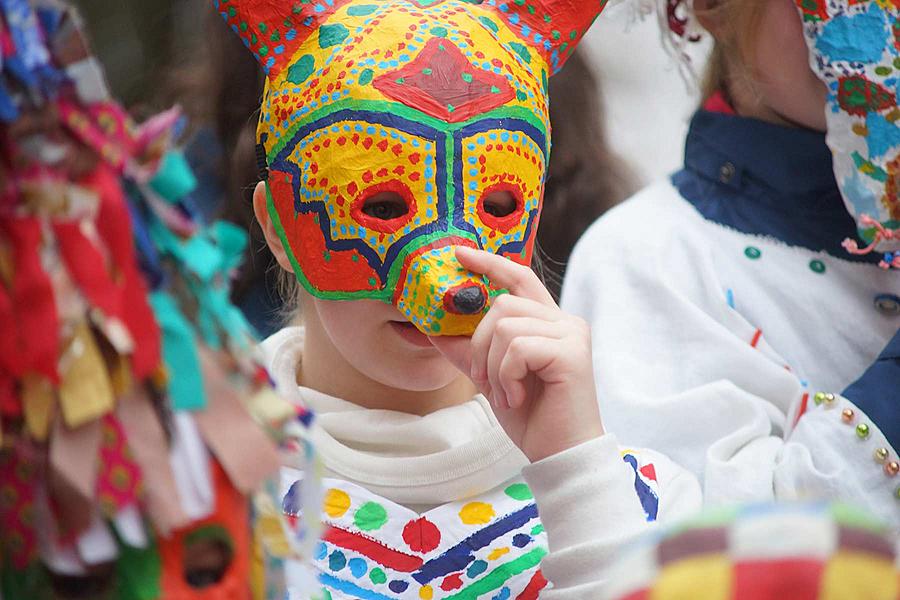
[347,4,378,16]
[287,54,316,85]
[318,23,349,48]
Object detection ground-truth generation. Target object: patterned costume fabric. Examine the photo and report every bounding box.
[601,503,899,600]
[0,1,313,597]
[795,0,900,266]
[216,0,609,336]
[282,452,662,599]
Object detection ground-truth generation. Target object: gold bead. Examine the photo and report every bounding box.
[875,448,889,463]
[885,461,900,477]
[814,392,827,406]
[823,393,837,407]
[856,424,871,439]
[841,408,855,423]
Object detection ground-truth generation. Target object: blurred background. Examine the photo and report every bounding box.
[70,0,709,334]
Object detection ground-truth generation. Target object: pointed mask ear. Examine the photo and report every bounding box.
[484,0,609,73]
[214,0,345,77]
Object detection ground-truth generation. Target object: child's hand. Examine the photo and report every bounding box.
[431,247,604,463]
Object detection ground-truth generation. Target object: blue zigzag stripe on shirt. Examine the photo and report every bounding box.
[411,503,540,585]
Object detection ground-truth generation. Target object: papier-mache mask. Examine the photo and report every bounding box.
[217,0,609,335]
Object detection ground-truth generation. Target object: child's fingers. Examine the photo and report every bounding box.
[429,335,473,377]
[497,336,559,409]
[471,294,559,383]
[486,317,564,407]
[456,247,555,306]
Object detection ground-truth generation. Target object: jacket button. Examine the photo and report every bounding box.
[874,294,900,315]
[719,162,736,183]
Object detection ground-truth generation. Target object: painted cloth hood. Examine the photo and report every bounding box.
[216,0,609,335]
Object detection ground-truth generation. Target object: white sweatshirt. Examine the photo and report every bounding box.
[562,180,900,530]
[261,327,702,599]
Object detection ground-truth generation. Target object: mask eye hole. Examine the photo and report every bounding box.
[482,190,517,218]
[361,191,409,221]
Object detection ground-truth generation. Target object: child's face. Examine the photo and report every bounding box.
[747,0,828,131]
[308,294,464,392]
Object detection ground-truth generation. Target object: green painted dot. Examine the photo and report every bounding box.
[570,29,578,40]
[359,68,375,85]
[250,33,258,44]
[461,72,473,83]
[354,502,388,531]
[744,246,762,260]
[551,30,561,40]
[369,567,387,585]
[351,254,359,263]
[490,85,501,94]
[875,66,892,76]
[516,90,527,102]
[347,4,378,16]
[509,42,532,64]
[809,259,826,274]
[227,6,236,17]
[323,250,331,262]
[479,16,499,33]
[258,22,268,33]
[531,524,545,536]
[430,26,448,38]
[431,322,441,333]
[422,68,433,75]
[319,23,349,48]
[239,21,248,31]
[894,57,900,70]
[368,277,378,287]
[447,103,455,112]
[287,54,316,84]
[396,77,406,84]
[504,483,533,501]
[258,44,269,56]
[270,30,281,42]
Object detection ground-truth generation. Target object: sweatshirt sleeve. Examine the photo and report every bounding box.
[560,196,900,531]
[522,434,701,598]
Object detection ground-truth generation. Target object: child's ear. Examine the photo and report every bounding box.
[693,0,726,38]
[253,181,293,273]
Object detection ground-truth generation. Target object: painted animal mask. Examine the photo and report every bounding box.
[217,0,608,335]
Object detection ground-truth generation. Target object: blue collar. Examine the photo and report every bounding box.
[672,110,878,263]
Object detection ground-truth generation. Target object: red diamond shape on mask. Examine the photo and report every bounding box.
[374,37,515,123]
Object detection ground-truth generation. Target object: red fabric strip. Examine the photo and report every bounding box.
[703,91,737,115]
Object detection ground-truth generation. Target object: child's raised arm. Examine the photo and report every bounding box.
[434,248,702,598]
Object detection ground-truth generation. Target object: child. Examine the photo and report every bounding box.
[217,0,703,597]
[562,0,900,529]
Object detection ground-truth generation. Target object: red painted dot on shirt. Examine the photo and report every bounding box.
[402,517,441,554]
[440,573,463,591]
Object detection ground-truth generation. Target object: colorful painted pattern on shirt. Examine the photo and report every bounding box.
[216,0,609,336]
[602,502,898,600]
[795,0,900,266]
[291,477,550,599]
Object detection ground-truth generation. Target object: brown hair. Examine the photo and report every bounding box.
[695,0,767,101]
[538,50,636,298]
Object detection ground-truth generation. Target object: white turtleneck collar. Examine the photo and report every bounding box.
[260,327,528,512]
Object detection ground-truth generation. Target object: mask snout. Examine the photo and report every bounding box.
[394,240,490,336]
[444,284,487,316]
